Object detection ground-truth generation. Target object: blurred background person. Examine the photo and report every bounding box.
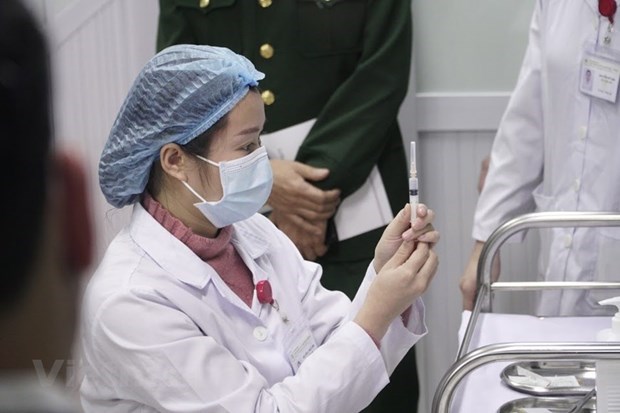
[0,0,93,411]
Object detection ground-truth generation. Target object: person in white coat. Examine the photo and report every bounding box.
[80,45,439,412]
[460,0,620,316]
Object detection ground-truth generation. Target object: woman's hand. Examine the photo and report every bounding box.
[354,203,440,343]
[374,203,439,274]
[355,238,438,344]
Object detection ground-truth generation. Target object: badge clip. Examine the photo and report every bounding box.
[256,280,289,322]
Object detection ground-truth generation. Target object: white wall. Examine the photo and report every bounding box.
[37,0,541,411]
[40,0,159,263]
[413,0,536,93]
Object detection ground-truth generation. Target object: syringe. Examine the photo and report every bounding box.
[409,141,418,224]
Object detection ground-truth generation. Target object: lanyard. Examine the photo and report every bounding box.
[600,0,618,44]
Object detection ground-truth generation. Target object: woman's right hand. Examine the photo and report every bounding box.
[355,208,439,344]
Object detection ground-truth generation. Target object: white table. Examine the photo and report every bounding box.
[450,311,609,413]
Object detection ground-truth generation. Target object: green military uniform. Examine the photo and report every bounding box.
[158,1,417,411]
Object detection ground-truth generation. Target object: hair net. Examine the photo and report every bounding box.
[99,44,265,208]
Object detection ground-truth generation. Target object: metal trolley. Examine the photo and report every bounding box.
[432,212,620,413]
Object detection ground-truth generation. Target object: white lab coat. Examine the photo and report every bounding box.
[473,0,620,316]
[80,204,426,413]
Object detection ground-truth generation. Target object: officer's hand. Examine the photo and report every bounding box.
[270,210,328,260]
[459,241,500,310]
[268,160,341,220]
[374,204,439,274]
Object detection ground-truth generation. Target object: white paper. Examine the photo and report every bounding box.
[332,166,392,240]
[260,118,316,161]
[513,366,550,387]
[261,119,393,241]
[547,375,580,388]
[507,376,549,388]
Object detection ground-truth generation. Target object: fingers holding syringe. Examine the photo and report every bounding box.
[402,204,439,245]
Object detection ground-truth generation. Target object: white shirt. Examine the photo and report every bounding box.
[474,0,620,316]
[80,204,426,412]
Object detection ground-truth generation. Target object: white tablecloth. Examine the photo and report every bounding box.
[449,311,609,413]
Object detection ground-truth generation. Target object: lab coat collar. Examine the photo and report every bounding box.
[130,203,212,289]
[230,220,270,260]
[129,204,270,289]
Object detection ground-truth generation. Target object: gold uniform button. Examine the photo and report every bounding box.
[261,90,275,106]
[258,0,272,8]
[260,44,274,59]
[199,0,209,8]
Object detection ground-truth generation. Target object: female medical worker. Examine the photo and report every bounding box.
[79,45,439,413]
[460,0,620,316]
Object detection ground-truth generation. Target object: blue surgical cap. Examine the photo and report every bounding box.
[99,44,265,208]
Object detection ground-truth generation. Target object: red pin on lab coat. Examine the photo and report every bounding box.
[600,0,617,24]
[256,280,288,322]
[256,280,274,305]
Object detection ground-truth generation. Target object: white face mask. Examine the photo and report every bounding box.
[182,146,273,228]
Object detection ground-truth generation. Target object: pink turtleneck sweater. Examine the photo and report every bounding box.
[142,194,254,307]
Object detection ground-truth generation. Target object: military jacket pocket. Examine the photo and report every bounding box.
[171,0,241,51]
[296,0,366,56]
[173,0,236,13]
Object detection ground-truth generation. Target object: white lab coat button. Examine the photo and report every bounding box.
[573,178,581,192]
[579,126,587,140]
[564,234,573,248]
[253,326,268,341]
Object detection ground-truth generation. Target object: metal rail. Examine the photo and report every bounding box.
[433,342,620,413]
[457,212,620,360]
[491,281,620,291]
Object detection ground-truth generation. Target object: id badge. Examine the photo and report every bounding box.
[580,51,620,102]
[283,319,317,373]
